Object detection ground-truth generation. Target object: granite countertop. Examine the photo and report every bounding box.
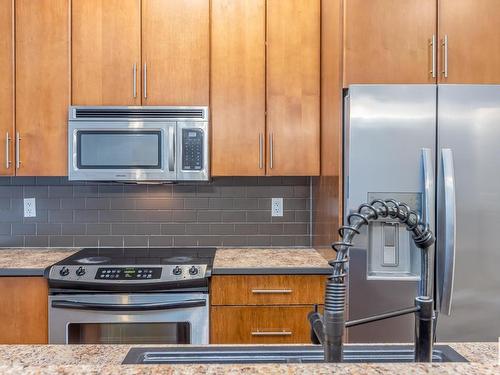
[0,343,496,374]
[0,247,332,276]
[212,248,332,275]
[0,248,78,276]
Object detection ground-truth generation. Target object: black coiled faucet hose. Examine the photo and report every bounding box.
[323,199,435,362]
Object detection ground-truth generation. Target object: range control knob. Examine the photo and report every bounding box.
[76,266,86,277]
[173,266,182,276]
[189,266,199,275]
[59,267,69,277]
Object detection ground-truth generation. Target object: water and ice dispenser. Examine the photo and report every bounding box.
[366,192,422,280]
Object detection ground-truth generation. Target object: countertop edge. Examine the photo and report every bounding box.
[212,267,332,275]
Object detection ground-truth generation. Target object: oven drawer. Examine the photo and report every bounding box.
[210,305,324,344]
[210,275,326,305]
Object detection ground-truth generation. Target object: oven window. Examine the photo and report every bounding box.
[67,323,190,344]
[77,131,162,169]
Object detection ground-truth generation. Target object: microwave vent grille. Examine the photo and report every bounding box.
[73,107,206,120]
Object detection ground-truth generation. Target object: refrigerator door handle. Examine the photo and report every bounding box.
[438,148,456,316]
[421,148,435,297]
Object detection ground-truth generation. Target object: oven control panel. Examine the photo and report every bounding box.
[48,264,208,284]
[95,267,162,280]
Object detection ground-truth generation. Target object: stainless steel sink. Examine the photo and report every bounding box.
[122,345,468,364]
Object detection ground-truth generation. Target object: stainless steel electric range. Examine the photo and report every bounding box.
[45,247,216,345]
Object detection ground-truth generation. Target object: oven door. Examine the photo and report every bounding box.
[68,121,176,181]
[48,293,208,345]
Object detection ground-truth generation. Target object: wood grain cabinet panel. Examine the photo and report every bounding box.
[266,0,320,176]
[15,0,70,176]
[344,0,437,85]
[211,305,322,344]
[211,275,326,306]
[72,0,142,105]
[211,0,266,176]
[439,0,500,83]
[142,0,209,106]
[0,0,14,176]
[0,277,48,344]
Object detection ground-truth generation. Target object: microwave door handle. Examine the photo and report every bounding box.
[51,299,206,312]
[438,148,456,316]
[168,127,175,172]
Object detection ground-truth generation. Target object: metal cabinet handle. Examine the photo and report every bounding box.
[251,289,292,294]
[15,132,20,169]
[168,126,175,172]
[430,35,436,78]
[143,63,147,99]
[259,133,264,169]
[269,133,274,169]
[421,148,435,297]
[5,132,11,169]
[438,148,456,316]
[442,35,449,78]
[251,331,292,336]
[133,63,137,98]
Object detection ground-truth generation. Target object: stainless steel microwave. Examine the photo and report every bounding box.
[68,106,209,182]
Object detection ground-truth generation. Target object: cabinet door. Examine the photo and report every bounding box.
[72,0,141,105]
[439,0,500,83]
[267,0,320,176]
[0,0,14,175]
[211,306,323,344]
[211,0,266,176]
[0,277,48,344]
[16,0,70,176]
[344,0,437,85]
[142,0,209,106]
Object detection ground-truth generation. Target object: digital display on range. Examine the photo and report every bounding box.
[95,267,162,280]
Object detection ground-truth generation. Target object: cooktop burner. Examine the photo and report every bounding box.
[46,247,216,292]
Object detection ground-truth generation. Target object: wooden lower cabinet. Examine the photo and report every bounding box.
[0,277,48,344]
[211,305,322,344]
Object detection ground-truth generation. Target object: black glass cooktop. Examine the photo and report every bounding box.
[55,247,216,267]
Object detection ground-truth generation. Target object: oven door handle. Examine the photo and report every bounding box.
[51,299,206,312]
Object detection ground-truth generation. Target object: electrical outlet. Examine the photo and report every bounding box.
[23,198,36,218]
[271,197,283,217]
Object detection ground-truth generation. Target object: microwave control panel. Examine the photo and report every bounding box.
[182,129,203,171]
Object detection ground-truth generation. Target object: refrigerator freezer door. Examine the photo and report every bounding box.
[437,85,500,341]
[345,85,437,342]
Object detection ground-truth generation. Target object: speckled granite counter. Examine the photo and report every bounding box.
[0,343,496,374]
[212,248,332,274]
[0,247,332,276]
[0,248,78,276]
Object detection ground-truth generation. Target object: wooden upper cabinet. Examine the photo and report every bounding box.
[439,0,500,83]
[0,0,14,176]
[211,0,266,176]
[266,0,320,176]
[15,0,70,176]
[0,277,48,344]
[142,0,209,106]
[72,0,141,105]
[344,0,437,85]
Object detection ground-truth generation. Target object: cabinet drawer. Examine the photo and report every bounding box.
[210,275,325,305]
[211,305,322,344]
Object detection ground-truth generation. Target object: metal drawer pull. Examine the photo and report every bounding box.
[442,35,449,78]
[259,133,263,169]
[269,133,274,169]
[15,132,21,169]
[251,289,292,294]
[430,35,436,78]
[133,63,137,98]
[5,132,11,169]
[143,63,147,99]
[251,331,292,336]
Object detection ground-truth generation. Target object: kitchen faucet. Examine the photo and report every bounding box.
[309,199,436,362]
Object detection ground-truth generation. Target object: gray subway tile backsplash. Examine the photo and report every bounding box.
[0,177,311,248]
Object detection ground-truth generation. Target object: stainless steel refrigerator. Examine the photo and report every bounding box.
[344,84,500,342]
